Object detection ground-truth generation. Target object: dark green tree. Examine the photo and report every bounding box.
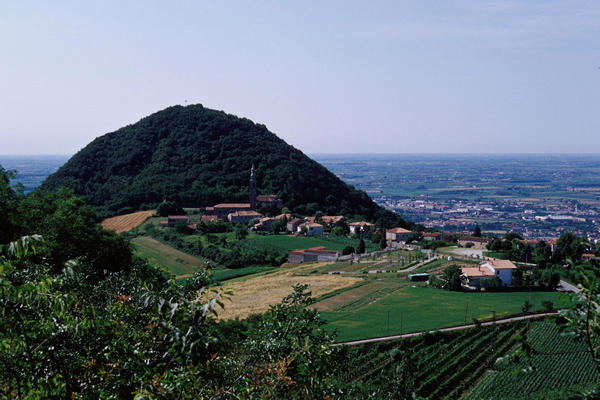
[357,237,366,254]
[473,223,482,237]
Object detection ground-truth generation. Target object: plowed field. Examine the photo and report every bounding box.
[101,210,155,233]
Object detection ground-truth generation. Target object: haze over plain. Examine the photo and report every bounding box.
[1,1,599,154]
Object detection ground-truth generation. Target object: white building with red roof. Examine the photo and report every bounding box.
[288,246,339,263]
[386,227,412,242]
[461,259,518,288]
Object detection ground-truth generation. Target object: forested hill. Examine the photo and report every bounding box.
[41,104,404,223]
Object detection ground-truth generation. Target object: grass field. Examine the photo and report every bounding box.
[132,236,207,277]
[247,233,378,252]
[102,210,155,233]
[319,284,564,342]
[211,262,363,320]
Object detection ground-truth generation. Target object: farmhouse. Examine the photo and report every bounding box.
[160,215,190,227]
[457,235,491,249]
[288,246,339,263]
[299,222,324,237]
[462,259,518,288]
[287,218,304,233]
[306,215,344,225]
[253,216,279,231]
[256,194,283,207]
[205,203,253,220]
[349,221,374,235]
[386,227,412,242]
[422,232,442,241]
[228,210,263,224]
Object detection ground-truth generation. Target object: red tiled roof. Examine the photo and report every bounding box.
[461,266,495,277]
[275,213,292,220]
[214,203,251,209]
[349,221,374,226]
[582,253,597,258]
[288,218,303,224]
[423,232,441,237]
[230,210,263,217]
[387,227,412,234]
[289,246,338,255]
[486,259,518,270]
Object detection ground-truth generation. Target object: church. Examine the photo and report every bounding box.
[203,165,281,221]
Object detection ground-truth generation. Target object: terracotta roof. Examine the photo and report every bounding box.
[486,259,518,270]
[461,266,496,277]
[423,232,442,237]
[582,253,597,258]
[321,216,344,223]
[387,227,412,234]
[160,220,168,226]
[349,221,374,226]
[275,213,292,220]
[229,211,263,217]
[288,218,303,224]
[214,203,251,209]
[304,222,323,228]
[289,246,338,255]
[205,206,214,211]
[187,223,198,230]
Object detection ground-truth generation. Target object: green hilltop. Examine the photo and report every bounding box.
[41,104,403,223]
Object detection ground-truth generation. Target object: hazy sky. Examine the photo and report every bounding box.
[1,1,599,155]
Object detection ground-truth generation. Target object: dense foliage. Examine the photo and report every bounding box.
[41,104,405,226]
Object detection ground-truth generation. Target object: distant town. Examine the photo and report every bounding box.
[315,154,600,244]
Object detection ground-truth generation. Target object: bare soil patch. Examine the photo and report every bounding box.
[102,210,155,233]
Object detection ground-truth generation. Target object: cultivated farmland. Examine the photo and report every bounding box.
[101,210,155,233]
[213,262,363,320]
[132,236,207,277]
[337,320,598,399]
[463,321,600,399]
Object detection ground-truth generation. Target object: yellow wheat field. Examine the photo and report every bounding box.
[101,210,156,233]
[210,262,363,320]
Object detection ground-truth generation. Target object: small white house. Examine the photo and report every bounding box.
[386,227,412,242]
[298,222,324,237]
[349,221,374,235]
[461,259,518,288]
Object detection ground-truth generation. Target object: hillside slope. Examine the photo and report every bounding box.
[42,104,402,222]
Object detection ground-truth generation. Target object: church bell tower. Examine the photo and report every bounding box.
[250,164,257,210]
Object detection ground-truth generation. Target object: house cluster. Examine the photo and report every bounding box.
[460,259,518,289]
[285,216,372,237]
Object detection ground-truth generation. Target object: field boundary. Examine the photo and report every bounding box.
[334,311,556,346]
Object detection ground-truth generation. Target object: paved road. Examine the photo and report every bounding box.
[558,279,580,294]
[335,312,556,346]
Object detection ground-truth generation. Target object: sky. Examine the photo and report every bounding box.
[1,1,599,155]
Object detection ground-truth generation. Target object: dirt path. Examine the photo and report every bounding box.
[335,312,556,346]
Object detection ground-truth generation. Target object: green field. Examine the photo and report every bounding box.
[132,236,207,277]
[321,284,564,342]
[247,233,378,253]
